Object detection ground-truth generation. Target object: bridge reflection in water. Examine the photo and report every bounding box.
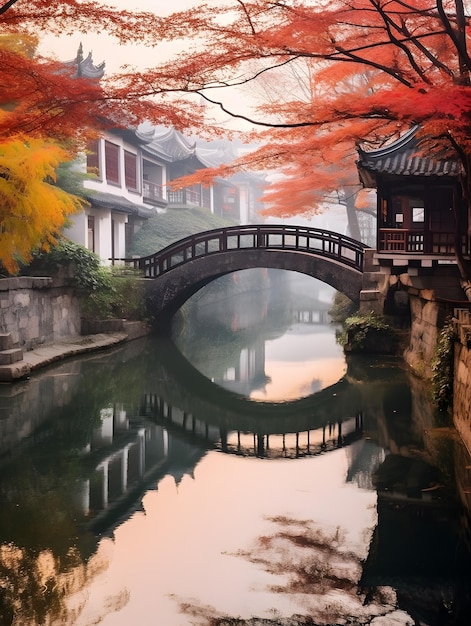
[2,330,470,625]
[82,393,365,534]
[141,394,363,459]
[78,336,375,534]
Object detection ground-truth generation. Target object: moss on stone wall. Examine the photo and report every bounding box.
[431,317,455,413]
[339,312,398,354]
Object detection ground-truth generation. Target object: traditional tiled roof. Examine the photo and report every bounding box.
[65,43,105,80]
[144,127,197,162]
[357,126,461,186]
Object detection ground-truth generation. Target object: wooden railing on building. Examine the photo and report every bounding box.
[379,228,465,255]
[142,180,165,203]
[167,189,201,206]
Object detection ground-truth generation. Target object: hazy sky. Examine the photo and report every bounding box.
[38,0,262,132]
[39,0,201,73]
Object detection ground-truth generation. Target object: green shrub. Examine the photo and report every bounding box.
[27,241,145,320]
[337,311,394,352]
[329,292,357,323]
[29,240,111,291]
[130,206,236,256]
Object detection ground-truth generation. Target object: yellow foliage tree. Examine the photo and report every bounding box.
[0,1,202,275]
[0,134,84,273]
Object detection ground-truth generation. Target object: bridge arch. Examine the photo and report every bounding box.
[127,225,368,321]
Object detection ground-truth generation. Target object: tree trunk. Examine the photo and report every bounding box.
[344,193,362,241]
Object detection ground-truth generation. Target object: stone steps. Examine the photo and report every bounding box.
[0,348,24,365]
[0,334,24,367]
[0,333,14,351]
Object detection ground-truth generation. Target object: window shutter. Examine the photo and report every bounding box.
[105,141,120,184]
[124,151,138,190]
[86,140,100,177]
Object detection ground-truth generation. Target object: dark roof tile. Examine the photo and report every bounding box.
[357,126,461,178]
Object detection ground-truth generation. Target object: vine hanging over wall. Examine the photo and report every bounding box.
[431,318,456,413]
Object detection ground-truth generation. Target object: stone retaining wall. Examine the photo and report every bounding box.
[402,293,446,378]
[453,308,471,455]
[0,277,81,350]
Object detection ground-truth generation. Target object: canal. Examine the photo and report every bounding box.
[0,270,470,625]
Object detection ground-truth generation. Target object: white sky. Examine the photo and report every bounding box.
[39,1,217,73]
[38,0,255,131]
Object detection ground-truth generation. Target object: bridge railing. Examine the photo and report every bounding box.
[124,224,368,278]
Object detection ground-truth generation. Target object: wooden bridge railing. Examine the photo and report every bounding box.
[123,224,368,278]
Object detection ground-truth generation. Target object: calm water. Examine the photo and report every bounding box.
[1,271,471,625]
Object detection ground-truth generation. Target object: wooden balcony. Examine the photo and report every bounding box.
[167,188,209,209]
[379,229,459,255]
[142,180,166,206]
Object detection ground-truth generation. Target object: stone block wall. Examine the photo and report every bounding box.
[402,294,442,377]
[0,277,81,350]
[453,309,471,455]
[0,361,83,461]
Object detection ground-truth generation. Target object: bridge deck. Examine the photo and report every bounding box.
[125,224,368,277]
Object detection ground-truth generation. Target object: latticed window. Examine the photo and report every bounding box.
[105,141,120,184]
[124,151,138,191]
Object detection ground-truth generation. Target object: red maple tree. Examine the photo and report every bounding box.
[4,1,471,280]
[0,0,203,142]
[113,0,471,282]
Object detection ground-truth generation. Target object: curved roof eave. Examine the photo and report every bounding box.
[357,125,461,179]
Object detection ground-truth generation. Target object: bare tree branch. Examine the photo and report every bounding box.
[0,0,20,15]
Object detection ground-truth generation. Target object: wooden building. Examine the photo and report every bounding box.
[357,126,470,274]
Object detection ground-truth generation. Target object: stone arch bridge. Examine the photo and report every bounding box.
[125,224,370,322]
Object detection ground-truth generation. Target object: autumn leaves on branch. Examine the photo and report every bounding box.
[2,1,471,272]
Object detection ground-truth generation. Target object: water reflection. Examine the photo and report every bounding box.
[0,273,470,625]
[173,270,345,401]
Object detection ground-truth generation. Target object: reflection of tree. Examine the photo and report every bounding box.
[175,516,405,626]
[0,543,128,626]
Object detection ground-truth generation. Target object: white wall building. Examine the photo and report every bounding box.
[63,49,267,264]
[66,127,167,264]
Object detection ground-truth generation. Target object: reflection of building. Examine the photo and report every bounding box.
[345,439,386,490]
[75,402,211,534]
[80,405,167,522]
[360,474,471,624]
[219,338,269,396]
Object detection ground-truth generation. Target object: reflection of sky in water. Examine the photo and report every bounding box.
[251,323,346,401]
[71,448,395,626]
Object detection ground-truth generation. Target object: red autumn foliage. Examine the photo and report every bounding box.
[3,1,471,272]
[117,1,471,218]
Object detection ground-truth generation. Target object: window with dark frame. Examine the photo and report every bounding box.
[124,151,138,191]
[105,141,120,185]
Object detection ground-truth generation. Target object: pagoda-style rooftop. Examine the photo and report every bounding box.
[357,126,468,271]
[357,126,461,188]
